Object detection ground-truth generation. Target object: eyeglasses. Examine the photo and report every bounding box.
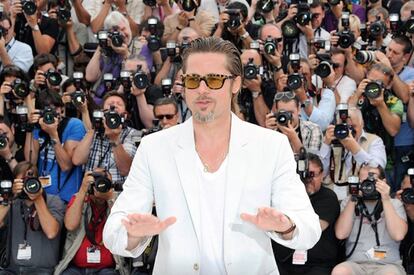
[181,74,236,90]
[155,114,176,120]
[274,91,295,102]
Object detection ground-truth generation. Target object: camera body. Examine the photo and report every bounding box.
[401,168,414,204]
[0,180,12,206]
[334,103,350,140]
[225,9,242,30]
[274,110,293,126]
[104,106,124,129]
[91,172,123,193]
[244,58,258,80]
[369,16,387,39]
[147,18,161,52]
[93,110,105,137]
[39,106,58,125]
[364,80,383,99]
[287,53,303,90]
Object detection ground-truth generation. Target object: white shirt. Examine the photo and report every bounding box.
[335,75,356,104]
[197,153,228,275]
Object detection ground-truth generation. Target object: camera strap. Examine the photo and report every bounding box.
[19,201,41,242]
[358,200,383,247]
[83,202,108,246]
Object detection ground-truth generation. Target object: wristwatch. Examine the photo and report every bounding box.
[50,138,58,146]
[252,91,262,99]
[31,24,40,31]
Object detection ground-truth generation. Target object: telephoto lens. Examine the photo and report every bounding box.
[354,51,376,65]
[364,81,382,99]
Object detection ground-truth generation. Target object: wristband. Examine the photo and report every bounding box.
[274,215,296,235]
[176,26,183,31]
[188,17,195,22]
[273,65,282,72]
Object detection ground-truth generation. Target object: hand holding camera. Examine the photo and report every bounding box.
[218,11,230,29]
[11,0,22,19]
[178,12,189,28]
[80,171,95,194]
[265,112,278,130]
[39,115,59,137]
[28,109,41,124]
[0,81,12,96]
[375,178,391,201]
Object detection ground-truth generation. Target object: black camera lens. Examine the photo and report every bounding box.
[24,177,41,194]
[334,123,349,139]
[93,173,113,193]
[244,58,258,80]
[281,20,300,39]
[402,188,414,204]
[105,106,123,129]
[181,0,196,12]
[360,175,379,200]
[45,70,62,86]
[355,50,375,65]
[71,90,85,106]
[0,133,8,150]
[22,0,37,15]
[133,71,149,89]
[257,0,274,13]
[364,81,382,99]
[296,10,312,26]
[225,9,241,30]
[110,31,124,47]
[369,20,386,38]
[58,7,71,23]
[337,31,355,48]
[11,78,29,98]
[41,106,56,125]
[275,110,292,126]
[147,35,161,52]
[315,61,332,78]
[263,36,276,55]
[143,0,156,6]
[287,74,302,90]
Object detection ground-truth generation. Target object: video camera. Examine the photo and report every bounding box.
[287,53,302,90]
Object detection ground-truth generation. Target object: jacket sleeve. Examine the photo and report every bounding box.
[266,135,322,250]
[103,137,154,257]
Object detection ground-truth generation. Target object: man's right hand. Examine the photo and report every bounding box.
[122,213,176,238]
[34,70,46,88]
[12,179,24,196]
[11,0,23,19]
[356,78,370,97]
[80,171,94,194]
[324,124,336,145]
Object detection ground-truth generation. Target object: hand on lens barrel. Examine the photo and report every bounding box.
[376,178,391,201]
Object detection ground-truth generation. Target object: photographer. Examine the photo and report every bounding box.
[54,168,128,275]
[153,97,179,129]
[320,107,386,199]
[24,91,86,203]
[265,91,322,154]
[238,49,275,126]
[332,164,407,275]
[366,7,391,51]
[72,92,141,182]
[0,15,33,73]
[32,53,66,94]
[0,161,65,274]
[274,153,340,275]
[163,0,216,43]
[85,11,132,106]
[11,0,59,56]
[0,117,22,181]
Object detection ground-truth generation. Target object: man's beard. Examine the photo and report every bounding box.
[193,111,215,123]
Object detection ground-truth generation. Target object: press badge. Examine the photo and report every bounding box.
[366,247,387,260]
[292,250,307,265]
[17,243,31,260]
[39,175,52,188]
[87,246,101,263]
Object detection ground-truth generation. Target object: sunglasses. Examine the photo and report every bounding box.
[181,74,235,90]
[274,91,295,102]
[155,114,176,120]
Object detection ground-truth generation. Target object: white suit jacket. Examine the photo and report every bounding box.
[103,114,321,275]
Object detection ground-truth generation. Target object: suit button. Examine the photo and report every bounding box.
[193,263,199,270]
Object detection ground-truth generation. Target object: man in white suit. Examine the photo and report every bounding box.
[103,37,321,275]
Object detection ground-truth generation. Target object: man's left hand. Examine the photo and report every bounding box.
[28,186,43,202]
[104,122,122,142]
[376,178,391,201]
[278,120,297,141]
[39,117,59,138]
[241,207,294,233]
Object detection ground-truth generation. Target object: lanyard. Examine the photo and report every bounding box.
[84,202,107,246]
[19,201,40,242]
[41,145,56,176]
[97,138,112,168]
[359,200,382,247]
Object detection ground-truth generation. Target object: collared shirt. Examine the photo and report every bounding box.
[298,27,330,59]
[1,37,33,72]
[299,119,323,154]
[86,127,141,183]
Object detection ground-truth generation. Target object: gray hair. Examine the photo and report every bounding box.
[104,11,130,30]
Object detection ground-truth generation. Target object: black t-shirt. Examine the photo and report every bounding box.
[0,147,25,181]
[401,217,414,273]
[238,80,275,125]
[273,187,340,270]
[14,15,59,56]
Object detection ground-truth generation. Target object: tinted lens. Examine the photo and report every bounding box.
[156,114,175,120]
[183,75,200,89]
[206,75,226,89]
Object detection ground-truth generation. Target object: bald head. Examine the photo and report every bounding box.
[241,49,262,66]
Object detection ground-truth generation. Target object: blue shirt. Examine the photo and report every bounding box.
[34,118,86,202]
[395,66,414,146]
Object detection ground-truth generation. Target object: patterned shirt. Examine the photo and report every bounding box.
[86,127,142,182]
[299,119,323,154]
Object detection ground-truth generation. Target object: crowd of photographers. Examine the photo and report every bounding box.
[0,0,414,273]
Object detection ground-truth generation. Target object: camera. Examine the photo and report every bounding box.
[225,9,241,30]
[369,16,387,39]
[403,10,414,34]
[314,53,333,79]
[360,172,379,200]
[296,147,309,183]
[21,0,37,15]
[105,105,124,129]
[161,78,172,97]
[274,110,293,126]
[281,20,300,39]
[327,0,340,5]
[147,18,162,52]
[44,69,62,86]
[334,103,350,140]
[103,73,115,92]
[24,176,41,194]
[73,71,84,90]
[287,53,302,90]
[0,133,8,150]
[120,70,132,91]
[244,58,258,80]
[71,90,85,106]
[355,50,375,65]
[133,65,149,89]
[91,171,123,193]
[97,30,113,56]
[364,80,383,99]
[93,110,105,137]
[263,36,277,55]
[108,30,124,48]
[337,13,355,48]
[166,41,177,57]
[180,0,197,12]
[256,0,274,13]
[389,13,400,35]
[39,106,58,125]
[11,78,29,98]
[55,0,71,23]
[16,105,29,132]
[312,39,330,51]
[401,168,414,204]
[0,180,12,206]
[296,1,312,26]
[143,0,156,6]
